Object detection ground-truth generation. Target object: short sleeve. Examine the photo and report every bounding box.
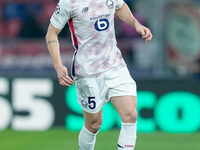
[115,0,124,10]
[50,0,71,30]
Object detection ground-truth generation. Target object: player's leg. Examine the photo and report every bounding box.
[79,109,102,150]
[83,109,102,133]
[110,96,137,150]
[75,75,107,150]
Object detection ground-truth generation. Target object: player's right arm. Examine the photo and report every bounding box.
[46,23,74,87]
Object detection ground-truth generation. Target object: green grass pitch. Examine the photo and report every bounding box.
[0,128,200,150]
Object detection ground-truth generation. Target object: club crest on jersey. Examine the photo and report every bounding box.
[106,0,114,9]
[81,100,88,108]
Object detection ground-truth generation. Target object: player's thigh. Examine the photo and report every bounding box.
[83,109,102,133]
[110,96,137,123]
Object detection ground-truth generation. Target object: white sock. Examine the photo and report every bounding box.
[118,122,137,150]
[79,126,98,150]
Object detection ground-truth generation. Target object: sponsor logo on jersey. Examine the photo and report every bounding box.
[55,4,60,15]
[106,0,114,9]
[90,14,111,20]
[82,7,89,13]
[94,18,109,31]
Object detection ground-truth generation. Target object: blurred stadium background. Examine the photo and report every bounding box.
[0,0,200,149]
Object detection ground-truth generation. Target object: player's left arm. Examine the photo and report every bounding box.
[116,2,153,42]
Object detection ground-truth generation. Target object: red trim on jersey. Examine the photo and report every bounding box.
[69,18,78,49]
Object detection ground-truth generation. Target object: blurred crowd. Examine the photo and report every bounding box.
[0,0,58,38]
[0,0,139,39]
[0,0,143,74]
[0,0,199,79]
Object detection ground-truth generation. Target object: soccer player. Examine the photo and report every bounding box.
[46,0,152,149]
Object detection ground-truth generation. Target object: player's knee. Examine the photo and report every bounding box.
[122,109,137,123]
[87,121,102,134]
[89,121,101,133]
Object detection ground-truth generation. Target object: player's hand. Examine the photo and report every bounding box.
[55,65,74,87]
[135,23,153,42]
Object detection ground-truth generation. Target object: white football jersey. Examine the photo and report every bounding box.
[51,0,126,77]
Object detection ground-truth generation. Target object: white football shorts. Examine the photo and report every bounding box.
[74,67,137,113]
